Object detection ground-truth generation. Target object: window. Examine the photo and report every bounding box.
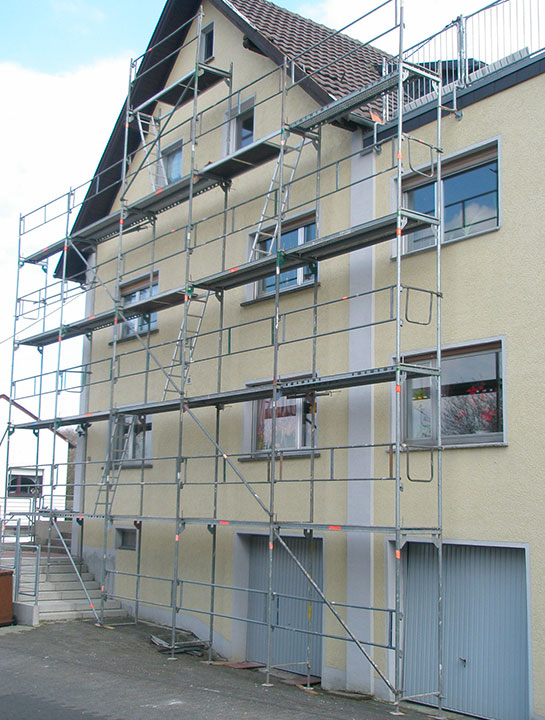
[200,23,214,63]
[8,470,43,497]
[404,342,503,446]
[120,275,158,339]
[404,147,499,253]
[257,219,316,295]
[162,141,183,184]
[113,415,152,464]
[253,392,316,453]
[229,98,254,152]
[115,527,137,550]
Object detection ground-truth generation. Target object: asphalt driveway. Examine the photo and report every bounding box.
[0,619,441,720]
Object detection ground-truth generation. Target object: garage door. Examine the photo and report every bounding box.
[403,543,529,720]
[247,535,323,676]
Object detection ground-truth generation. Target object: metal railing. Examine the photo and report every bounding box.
[0,519,41,604]
[384,0,544,118]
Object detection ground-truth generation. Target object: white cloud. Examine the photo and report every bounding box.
[0,55,130,392]
[296,0,485,53]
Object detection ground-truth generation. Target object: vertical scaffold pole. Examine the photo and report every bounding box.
[100,54,136,624]
[394,0,405,711]
[264,56,289,687]
[170,6,204,654]
[435,60,445,720]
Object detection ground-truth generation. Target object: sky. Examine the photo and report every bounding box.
[0,0,489,413]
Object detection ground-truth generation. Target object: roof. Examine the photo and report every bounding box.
[65,0,387,276]
[228,0,386,100]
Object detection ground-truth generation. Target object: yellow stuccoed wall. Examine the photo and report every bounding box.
[372,73,545,713]
[84,0,354,678]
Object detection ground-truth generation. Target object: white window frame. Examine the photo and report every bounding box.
[401,140,500,255]
[249,381,317,456]
[228,97,255,154]
[161,139,183,186]
[402,339,505,447]
[113,415,152,466]
[119,274,159,340]
[254,217,317,298]
[199,23,214,63]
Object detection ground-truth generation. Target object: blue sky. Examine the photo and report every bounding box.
[1,1,166,73]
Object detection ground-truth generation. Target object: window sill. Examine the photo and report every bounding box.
[239,451,320,462]
[396,225,500,259]
[241,281,320,307]
[399,441,506,451]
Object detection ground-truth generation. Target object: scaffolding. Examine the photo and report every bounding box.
[4,0,450,710]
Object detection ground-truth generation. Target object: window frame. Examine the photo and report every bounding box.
[115,527,137,551]
[7,469,43,498]
[254,216,317,298]
[161,139,183,186]
[113,414,153,466]
[200,23,214,63]
[228,97,255,153]
[249,380,317,456]
[402,142,500,255]
[402,339,505,448]
[119,274,159,340]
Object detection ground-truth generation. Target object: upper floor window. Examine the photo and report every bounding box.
[120,274,158,339]
[257,219,316,296]
[229,98,254,152]
[404,145,499,253]
[200,23,214,63]
[8,470,43,497]
[253,392,316,453]
[113,415,152,465]
[404,341,503,446]
[236,108,254,150]
[162,141,183,185]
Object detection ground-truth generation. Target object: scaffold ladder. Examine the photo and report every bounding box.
[162,291,210,400]
[135,112,167,192]
[93,414,139,515]
[250,135,308,261]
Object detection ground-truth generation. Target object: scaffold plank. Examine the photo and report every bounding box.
[195,211,438,291]
[18,287,190,347]
[133,65,231,114]
[290,70,406,132]
[13,364,439,430]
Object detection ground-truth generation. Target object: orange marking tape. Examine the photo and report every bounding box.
[329,525,342,531]
[175,534,180,542]
[396,384,401,393]
[395,550,401,559]
[219,520,229,526]
[228,267,239,273]
[269,542,273,550]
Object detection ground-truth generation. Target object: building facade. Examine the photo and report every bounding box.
[6,1,544,719]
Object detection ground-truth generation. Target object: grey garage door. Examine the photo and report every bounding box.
[247,535,323,676]
[403,542,529,720]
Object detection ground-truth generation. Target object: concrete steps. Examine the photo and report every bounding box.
[23,556,125,623]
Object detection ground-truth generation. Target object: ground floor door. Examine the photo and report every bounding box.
[403,542,529,720]
[246,535,323,676]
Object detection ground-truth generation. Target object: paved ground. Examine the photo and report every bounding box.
[0,619,440,720]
